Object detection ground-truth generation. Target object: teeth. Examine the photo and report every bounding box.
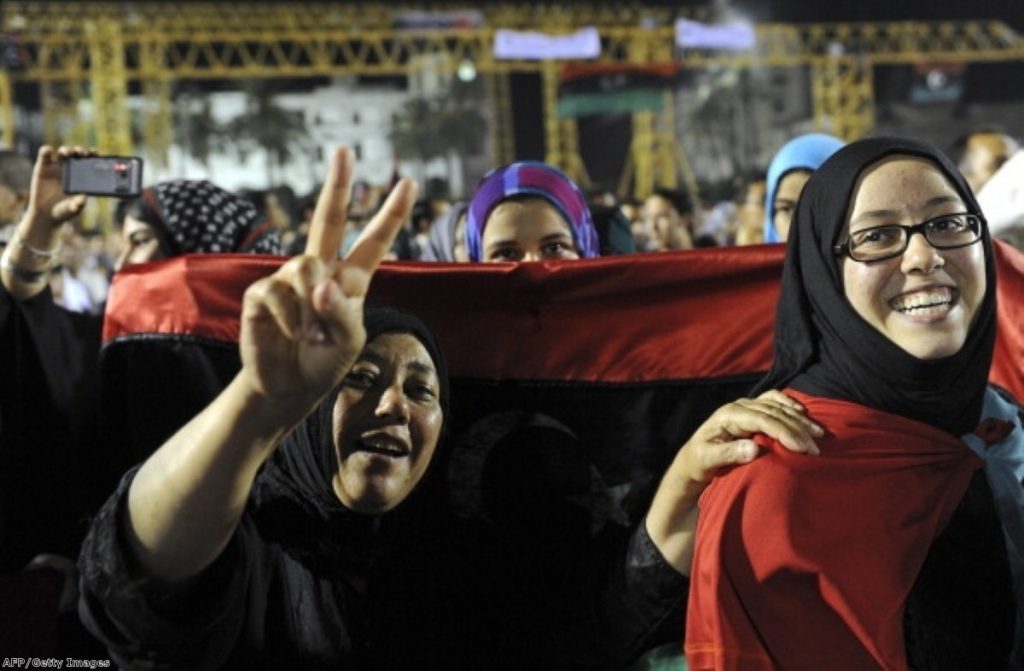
[891,288,953,313]
[360,437,407,456]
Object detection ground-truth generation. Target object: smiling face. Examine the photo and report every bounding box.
[332,332,444,514]
[481,197,579,262]
[841,156,986,360]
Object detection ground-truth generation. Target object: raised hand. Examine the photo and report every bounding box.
[27,146,91,230]
[239,147,417,403]
[3,146,92,299]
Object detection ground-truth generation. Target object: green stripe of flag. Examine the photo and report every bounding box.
[556,89,664,118]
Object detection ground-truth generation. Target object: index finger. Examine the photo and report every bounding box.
[305,147,354,262]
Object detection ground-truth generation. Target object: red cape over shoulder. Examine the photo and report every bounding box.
[685,390,982,671]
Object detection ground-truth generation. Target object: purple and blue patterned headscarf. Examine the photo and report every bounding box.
[465,161,599,261]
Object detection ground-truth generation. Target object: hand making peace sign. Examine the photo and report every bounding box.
[239,147,418,403]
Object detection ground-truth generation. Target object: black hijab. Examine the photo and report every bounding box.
[248,307,450,574]
[752,136,997,437]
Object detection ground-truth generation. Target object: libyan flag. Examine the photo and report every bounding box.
[101,242,1024,529]
[99,243,1024,650]
[557,63,679,119]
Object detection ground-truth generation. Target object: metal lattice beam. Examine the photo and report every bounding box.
[5,3,1024,185]
[0,72,12,148]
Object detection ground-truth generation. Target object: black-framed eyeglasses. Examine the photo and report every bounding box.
[833,212,985,263]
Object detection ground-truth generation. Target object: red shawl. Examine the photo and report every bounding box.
[685,390,982,671]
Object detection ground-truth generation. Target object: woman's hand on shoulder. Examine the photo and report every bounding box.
[645,391,823,573]
[239,147,417,403]
[677,390,823,484]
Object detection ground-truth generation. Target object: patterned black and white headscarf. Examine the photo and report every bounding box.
[140,180,282,256]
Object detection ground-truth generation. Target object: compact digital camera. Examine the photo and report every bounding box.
[62,156,144,198]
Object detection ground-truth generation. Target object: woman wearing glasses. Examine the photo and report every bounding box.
[643,137,1019,670]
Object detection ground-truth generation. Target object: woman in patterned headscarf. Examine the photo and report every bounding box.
[465,161,599,262]
[114,179,281,269]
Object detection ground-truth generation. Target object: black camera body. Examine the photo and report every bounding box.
[63,156,144,198]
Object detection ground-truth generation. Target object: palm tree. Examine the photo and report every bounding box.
[172,83,229,171]
[390,77,487,188]
[228,80,313,185]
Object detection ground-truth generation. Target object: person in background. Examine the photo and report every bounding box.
[284,188,319,255]
[465,160,599,263]
[618,198,650,251]
[762,133,844,243]
[0,145,108,657]
[76,228,114,310]
[641,187,695,251]
[114,179,281,270]
[1,148,288,658]
[420,201,469,262]
[590,203,637,255]
[0,149,32,230]
[734,176,766,246]
[49,226,95,314]
[972,131,1024,250]
[262,185,299,252]
[957,127,1019,194]
[410,197,434,260]
[695,183,735,246]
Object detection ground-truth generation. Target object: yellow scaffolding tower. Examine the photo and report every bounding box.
[4,4,1024,191]
[485,71,515,167]
[0,72,12,148]
[542,60,589,187]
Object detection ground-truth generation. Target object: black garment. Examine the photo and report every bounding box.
[754,136,997,437]
[0,284,113,657]
[78,304,689,669]
[79,307,463,669]
[79,466,491,670]
[590,205,637,256]
[0,284,108,572]
[79,468,690,670]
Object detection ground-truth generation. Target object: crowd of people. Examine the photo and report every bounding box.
[4,128,1024,317]
[0,123,1022,670]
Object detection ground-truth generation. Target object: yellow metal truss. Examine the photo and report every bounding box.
[0,71,12,148]
[4,3,1024,191]
[484,71,515,167]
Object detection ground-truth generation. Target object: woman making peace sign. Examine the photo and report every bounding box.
[77,149,482,668]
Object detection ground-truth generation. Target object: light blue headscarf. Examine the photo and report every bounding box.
[763,133,844,243]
